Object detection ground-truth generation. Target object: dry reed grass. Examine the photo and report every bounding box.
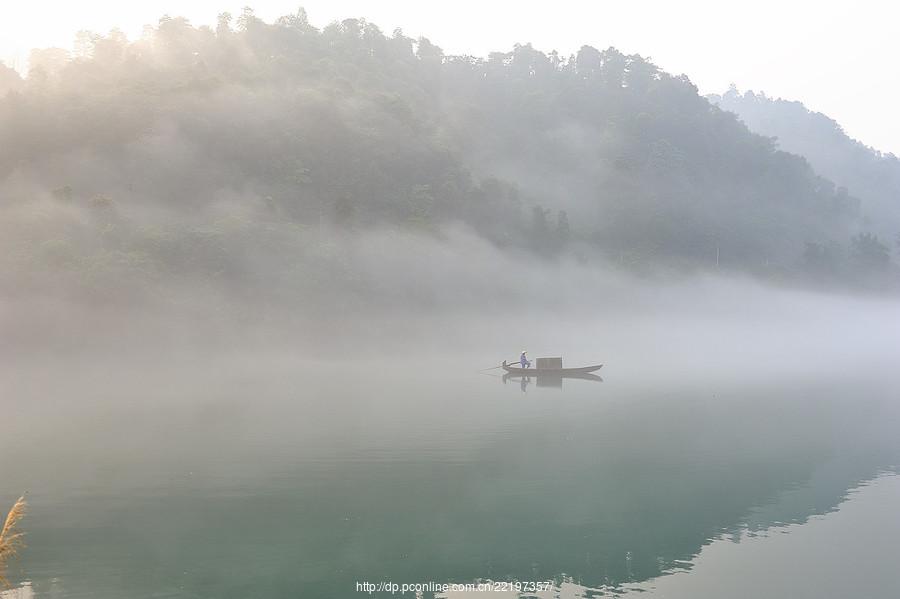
[0,497,26,588]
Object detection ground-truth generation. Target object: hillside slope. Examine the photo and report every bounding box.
[710,88,900,240]
[0,9,894,305]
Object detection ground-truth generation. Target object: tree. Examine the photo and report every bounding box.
[74,30,99,59]
[27,48,69,79]
[532,206,549,236]
[803,241,838,276]
[52,186,74,202]
[236,7,261,32]
[530,206,552,254]
[575,45,601,79]
[275,8,311,32]
[0,63,21,96]
[556,210,571,245]
[93,29,128,66]
[216,12,233,36]
[850,233,890,271]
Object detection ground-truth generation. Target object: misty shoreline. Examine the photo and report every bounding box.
[2,8,899,318]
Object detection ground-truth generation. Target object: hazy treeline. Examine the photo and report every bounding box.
[0,8,898,319]
[711,88,900,283]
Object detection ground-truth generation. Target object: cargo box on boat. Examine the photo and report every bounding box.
[535,357,563,369]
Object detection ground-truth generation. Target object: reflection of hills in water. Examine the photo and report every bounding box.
[376,391,899,596]
[531,472,900,599]
[4,363,900,598]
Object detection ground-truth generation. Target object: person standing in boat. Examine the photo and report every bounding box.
[520,350,531,369]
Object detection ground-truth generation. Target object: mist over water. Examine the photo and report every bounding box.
[4,271,900,597]
[2,8,900,599]
[4,209,898,364]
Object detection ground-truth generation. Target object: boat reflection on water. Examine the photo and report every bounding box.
[500,357,603,390]
[503,371,603,390]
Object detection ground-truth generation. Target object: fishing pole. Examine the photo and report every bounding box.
[479,359,518,371]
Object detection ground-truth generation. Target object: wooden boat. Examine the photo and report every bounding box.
[502,362,602,376]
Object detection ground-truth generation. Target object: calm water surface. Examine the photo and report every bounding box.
[2,352,899,598]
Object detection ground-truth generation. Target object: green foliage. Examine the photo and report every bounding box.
[851,233,890,271]
[711,89,897,239]
[0,11,896,300]
[51,185,74,202]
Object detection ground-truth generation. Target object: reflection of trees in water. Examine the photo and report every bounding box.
[308,390,900,596]
[10,380,900,598]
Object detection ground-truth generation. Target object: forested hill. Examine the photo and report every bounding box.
[710,88,900,243]
[0,9,896,304]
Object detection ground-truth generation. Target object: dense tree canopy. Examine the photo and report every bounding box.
[711,89,900,238]
[0,9,896,306]
[711,88,900,286]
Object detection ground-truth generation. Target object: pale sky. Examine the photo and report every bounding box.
[3,1,899,155]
